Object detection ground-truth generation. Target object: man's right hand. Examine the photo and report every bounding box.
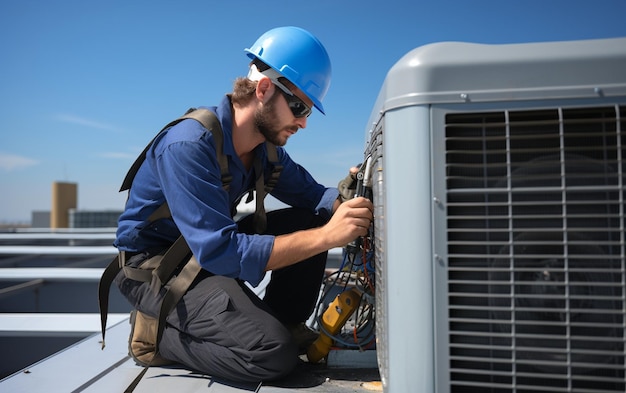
[324,196,373,248]
[266,197,373,272]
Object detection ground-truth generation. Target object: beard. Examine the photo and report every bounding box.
[254,92,297,146]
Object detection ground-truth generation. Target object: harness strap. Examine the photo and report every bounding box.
[98,254,122,349]
[149,235,191,296]
[120,108,229,193]
[121,258,153,283]
[252,141,282,234]
[155,256,202,348]
[147,202,172,223]
[125,256,202,393]
[265,141,282,195]
[100,109,226,351]
[254,156,267,234]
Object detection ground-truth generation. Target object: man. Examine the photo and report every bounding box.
[113,26,373,382]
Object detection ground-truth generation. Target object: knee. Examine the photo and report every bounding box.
[251,333,299,381]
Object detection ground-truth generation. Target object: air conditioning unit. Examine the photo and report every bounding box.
[364,37,626,393]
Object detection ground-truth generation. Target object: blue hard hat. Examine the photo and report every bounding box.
[245,26,332,114]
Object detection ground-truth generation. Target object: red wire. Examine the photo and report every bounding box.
[361,237,375,293]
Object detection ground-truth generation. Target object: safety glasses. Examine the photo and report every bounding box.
[274,82,312,118]
[248,64,313,118]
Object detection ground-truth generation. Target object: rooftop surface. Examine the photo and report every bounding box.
[0,228,380,392]
[2,317,380,393]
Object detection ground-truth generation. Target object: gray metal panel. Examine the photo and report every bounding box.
[366,37,626,129]
[430,107,451,393]
[379,106,434,393]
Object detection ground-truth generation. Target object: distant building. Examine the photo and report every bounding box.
[32,181,256,229]
[50,181,77,228]
[69,209,122,228]
[37,182,123,228]
[31,211,51,228]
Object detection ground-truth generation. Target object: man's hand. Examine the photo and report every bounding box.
[266,196,373,272]
[323,196,373,248]
[337,165,361,202]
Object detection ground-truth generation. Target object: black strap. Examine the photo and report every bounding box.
[252,141,282,234]
[125,256,202,393]
[98,254,123,349]
[264,141,282,195]
[254,153,267,234]
[154,256,202,348]
[124,363,149,393]
[149,235,192,296]
[120,108,229,192]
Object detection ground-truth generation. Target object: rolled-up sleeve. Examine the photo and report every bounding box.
[315,187,340,220]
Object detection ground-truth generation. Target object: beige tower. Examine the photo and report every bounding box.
[50,182,77,229]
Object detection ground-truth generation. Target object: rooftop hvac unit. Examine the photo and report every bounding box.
[363,37,626,393]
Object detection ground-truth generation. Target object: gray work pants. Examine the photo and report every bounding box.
[116,208,328,382]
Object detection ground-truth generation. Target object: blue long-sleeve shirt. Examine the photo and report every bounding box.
[115,96,339,287]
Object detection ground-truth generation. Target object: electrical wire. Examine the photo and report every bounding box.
[309,155,378,352]
[311,228,377,350]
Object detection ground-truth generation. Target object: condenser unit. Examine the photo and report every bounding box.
[364,37,626,393]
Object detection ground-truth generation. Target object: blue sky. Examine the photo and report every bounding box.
[1,0,625,223]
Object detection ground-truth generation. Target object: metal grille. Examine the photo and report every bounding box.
[445,106,626,393]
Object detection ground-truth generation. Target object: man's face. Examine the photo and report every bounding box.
[254,83,308,147]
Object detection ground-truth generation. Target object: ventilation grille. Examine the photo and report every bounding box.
[445,106,626,392]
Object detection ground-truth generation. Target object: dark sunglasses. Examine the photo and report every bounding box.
[274,83,312,118]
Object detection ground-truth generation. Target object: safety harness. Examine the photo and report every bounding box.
[97,108,281,390]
